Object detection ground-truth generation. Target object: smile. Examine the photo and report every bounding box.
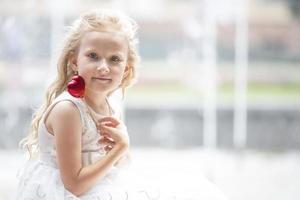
[92,77,112,82]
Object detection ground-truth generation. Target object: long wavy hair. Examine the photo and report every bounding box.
[19,9,140,159]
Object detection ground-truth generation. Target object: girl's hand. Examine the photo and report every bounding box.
[97,136,115,152]
[96,117,130,153]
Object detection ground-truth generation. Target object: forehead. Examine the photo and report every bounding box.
[80,31,128,53]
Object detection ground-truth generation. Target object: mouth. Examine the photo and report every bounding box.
[92,77,112,82]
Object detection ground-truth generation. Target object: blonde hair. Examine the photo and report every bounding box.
[19,9,140,159]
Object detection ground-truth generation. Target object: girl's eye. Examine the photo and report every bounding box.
[88,52,98,60]
[111,56,122,63]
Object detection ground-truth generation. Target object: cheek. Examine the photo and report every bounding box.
[77,64,94,83]
[112,67,125,81]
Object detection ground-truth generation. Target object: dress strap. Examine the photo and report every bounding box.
[42,91,86,132]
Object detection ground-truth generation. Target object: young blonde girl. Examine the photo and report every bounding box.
[16,9,228,200]
[16,9,139,199]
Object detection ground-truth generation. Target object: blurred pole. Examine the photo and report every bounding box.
[202,0,217,148]
[234,0,248,149]
[48,0,65,83]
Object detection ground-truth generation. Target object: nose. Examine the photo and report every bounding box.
[97,59,110,73]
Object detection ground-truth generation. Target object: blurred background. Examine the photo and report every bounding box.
[0,0,300,199]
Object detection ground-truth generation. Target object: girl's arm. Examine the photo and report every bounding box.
[114,151,132,167]
[49,101,128,197]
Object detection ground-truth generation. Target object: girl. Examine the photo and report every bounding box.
[16,9,227,200]
[16,9,137,199]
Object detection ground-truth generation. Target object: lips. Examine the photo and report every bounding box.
[92,77,112,81]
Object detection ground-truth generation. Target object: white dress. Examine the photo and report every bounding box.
[15,91,228,200]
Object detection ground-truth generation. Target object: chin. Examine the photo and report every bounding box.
[93,85,117,94]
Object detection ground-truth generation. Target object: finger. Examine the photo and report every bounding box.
[98,127,116,140]
[98,131,113,141]
[101,122,125,132]
[100,121,115,128]
[97,121,115,130]
[104,145,113,152]
[103,136,114,142]
[98,117,120,127]
[98,139,115,146]
[98,137,115,144]
[99,124,115,133]
[97,123,110,132]
[105,122,115,127]
[99,116,120,123]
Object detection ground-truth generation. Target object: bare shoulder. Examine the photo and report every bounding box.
[52,100,80,117]
[46,100,82,135]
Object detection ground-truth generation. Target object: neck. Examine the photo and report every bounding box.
[83,88,110,115]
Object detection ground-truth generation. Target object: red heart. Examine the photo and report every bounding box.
[67,75,85,98]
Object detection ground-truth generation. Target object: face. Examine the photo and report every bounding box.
[69,31,129,95]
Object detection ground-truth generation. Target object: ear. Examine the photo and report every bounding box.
[68,51,78,72]
[123,66,130,79]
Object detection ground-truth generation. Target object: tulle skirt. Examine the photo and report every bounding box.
[15,159,228,200]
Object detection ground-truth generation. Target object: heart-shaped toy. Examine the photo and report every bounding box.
[67,75,85,98]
